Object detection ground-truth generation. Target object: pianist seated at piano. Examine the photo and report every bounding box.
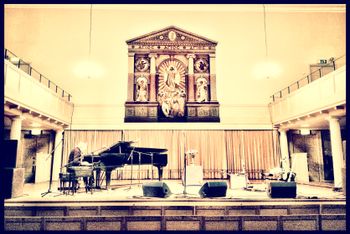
[67,142,86,166]
[66,142,93,192]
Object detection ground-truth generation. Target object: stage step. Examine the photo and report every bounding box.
[4,203,346,217]
[4,214,346,231]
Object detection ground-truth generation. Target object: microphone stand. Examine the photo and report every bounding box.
[183,152,188,195]
[174,133,197,198]
[41,132,64,197]
[124,144,137,191]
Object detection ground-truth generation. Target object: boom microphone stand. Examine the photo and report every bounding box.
[41,132,64,197]
[124,144,137,191]
[174,133,197,198]
[183,151,188,195]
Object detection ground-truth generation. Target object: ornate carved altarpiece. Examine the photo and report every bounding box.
[124,26,220,122]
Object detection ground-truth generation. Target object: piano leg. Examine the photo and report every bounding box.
[95,168,101,189]
[106,169,112,190]
[157,166,164,181]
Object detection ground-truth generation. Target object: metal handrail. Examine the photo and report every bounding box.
[4,48,72,102]
[270,55,345,102]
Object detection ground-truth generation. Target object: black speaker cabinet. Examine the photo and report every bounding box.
[3,168,25,199]
[268,182,297,198]
[142,182,171,198]
[3,140,18,168]
[199,181,228,198]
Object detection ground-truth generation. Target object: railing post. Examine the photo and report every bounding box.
[4,49,7,59]
[307,75,310,83]
[17,59,21,68]
[29,66,32,76]
[297,81,299,89]
[333,60,336,71]
[55,85,58,93]
[319,68,322,79]
[288,86,290,94]
[48,80,51,88]
[68,95,71,102]
[62,90,65,98]
[280,91,282,98]
[39,74,42,82]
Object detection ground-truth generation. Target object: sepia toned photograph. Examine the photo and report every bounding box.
[3,4,346,231]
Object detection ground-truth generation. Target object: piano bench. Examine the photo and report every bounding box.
[59,173,77,195]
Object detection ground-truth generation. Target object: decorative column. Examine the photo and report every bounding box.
[52,130,64,181]
[10,115,23,167]
[209,53,217,101]
[6,115,25,198]
[127,52,135,101]
[149,53,158,102]
[186,54,196,102]
[279,129,291,172]
[328,116,344,189]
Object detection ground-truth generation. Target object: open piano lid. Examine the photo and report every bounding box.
[93,141,168,154]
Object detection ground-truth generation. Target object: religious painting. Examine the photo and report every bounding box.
[157,59,186,118]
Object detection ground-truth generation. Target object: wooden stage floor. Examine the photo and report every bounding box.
[5,179,345,204]
[4,180,346,231]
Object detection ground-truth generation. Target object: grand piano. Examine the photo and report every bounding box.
[82,141,168,189]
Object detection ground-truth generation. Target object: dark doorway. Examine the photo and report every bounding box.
[320,130,334,181]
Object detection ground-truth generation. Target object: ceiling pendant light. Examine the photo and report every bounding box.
[253,4,281,80]
[74,4,104,79]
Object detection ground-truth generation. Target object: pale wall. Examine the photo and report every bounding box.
[4,5,345,129]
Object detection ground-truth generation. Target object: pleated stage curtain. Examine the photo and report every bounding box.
[184,130,227,179]
[122,130,227,179]
[62,130,280,180]
[225,130,280,179]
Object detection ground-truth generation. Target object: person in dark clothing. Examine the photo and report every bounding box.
[66,143,92,192]
[68,146,82,166]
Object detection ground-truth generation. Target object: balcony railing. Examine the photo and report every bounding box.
[4,48,72,102]
[270,55,346,102]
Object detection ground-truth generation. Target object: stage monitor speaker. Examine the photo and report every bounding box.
[199,181,227,198]
[3,140,18,168]
[268,182,297,198]
[142,182,171,198]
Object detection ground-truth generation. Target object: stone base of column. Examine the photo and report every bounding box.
[124,102,158,122]
[3,167,25,199]
[186,102,220,122]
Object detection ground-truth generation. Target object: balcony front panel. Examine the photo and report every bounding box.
[269,66,346,124]
[4,60,74,124]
